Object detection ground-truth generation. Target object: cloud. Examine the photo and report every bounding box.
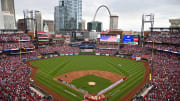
[14,0,180,31]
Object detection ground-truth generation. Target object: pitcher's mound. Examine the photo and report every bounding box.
[88,82,96,86]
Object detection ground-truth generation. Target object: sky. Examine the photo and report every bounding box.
[14,0,180,31]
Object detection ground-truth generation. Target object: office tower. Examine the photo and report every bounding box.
[0,0,4,29]
[17,19,25,31]
[35,11,43,32]
[23,10,34,31]
[54,0,82,34]
[110,15,119,31]
[1,0,15,15]
[82,19,86,31]
[54,6,60,34]
[23,10,43,32]
[169,19,180,28]
[43,20,54,33]
[0,0,16,29]
[87,21,102,32]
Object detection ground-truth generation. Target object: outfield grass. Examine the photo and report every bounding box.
[30,56,145,101]
[71,75,112,94]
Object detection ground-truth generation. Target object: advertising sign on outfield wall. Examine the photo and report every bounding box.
[96,53,100,55]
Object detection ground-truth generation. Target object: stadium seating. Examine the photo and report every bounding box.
[0,31,179,100]
[0,56,43,100]
[145,43,180,52]
[0,33,30,42]
[145,32,180,44]
[2,42,34,49]
[96,49,117,55]
[0,43,2,51]
[119,45,152,57]
[38,45,79,54]
[120,32,180,101]
[144,51,179,101]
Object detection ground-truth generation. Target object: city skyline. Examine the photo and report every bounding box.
[15,0,180,31]
[55,0,82,34]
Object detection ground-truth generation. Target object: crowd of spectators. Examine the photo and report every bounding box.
[120,31,180,100]
[144,51,180,101]
[120,45,179,100]
[38,45,79,54]
[145,32,180,44]
[0,33,30,42]
[0,44,80,100]
[0,33,46,100]
[57,46,79,54]
[96,49,117,55]
[97,43,119,49]
[0,43,3,51]
[0,32,179,100]
[145,43,180,52]
[20,51,41,59]
[119,45,152,57]
[0,56,44,100]
[0,33,33,52]
[2,42,34,49]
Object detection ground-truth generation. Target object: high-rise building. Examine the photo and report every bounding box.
[35,11,43,32]
[0,0,16,30]
[54,0,82,34]
[0,1,4,29]
[87,21,102,32]
[82,19,86,31]
[17,19,25,31]
[54,6,61,34]
[169,19,180,28]
[23,10,43,32]
[24,10,34,31]
[1,0,15,15]
[110,15,119,31]
[43,20,54,34]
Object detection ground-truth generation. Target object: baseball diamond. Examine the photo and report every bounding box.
[27,55,150,101]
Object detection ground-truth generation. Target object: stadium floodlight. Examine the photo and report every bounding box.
[140,13,154,46]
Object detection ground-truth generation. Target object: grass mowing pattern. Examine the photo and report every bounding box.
[30,56,145,101]
[71,75,112,94]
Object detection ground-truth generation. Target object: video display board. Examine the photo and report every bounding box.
[123,35,134,43]
[123,35,139,45]
[100,35,120,42]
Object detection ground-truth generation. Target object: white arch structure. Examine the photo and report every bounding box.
[93,5,112,21]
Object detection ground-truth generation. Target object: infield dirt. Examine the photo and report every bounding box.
[54,70,124,83]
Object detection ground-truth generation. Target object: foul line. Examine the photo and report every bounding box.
[64,90,77,97]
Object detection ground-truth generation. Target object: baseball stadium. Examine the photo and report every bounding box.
[1,26,179,101]
[0,0,180,101]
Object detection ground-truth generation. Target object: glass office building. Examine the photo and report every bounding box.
[0,0,16,29]
[1,0,15,15]
[55,0,82,34]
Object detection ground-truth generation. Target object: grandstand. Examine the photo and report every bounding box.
[0,26,179,101]
[120,29,180,101]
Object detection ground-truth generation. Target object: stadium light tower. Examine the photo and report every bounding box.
[141,13,154,46]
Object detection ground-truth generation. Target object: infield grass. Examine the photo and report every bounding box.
[30,56,145,101]
[71,75,112,94]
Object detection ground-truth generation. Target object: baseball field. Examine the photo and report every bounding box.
[29,56,146,101]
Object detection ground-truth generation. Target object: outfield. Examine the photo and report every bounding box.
[30,56,145,101]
